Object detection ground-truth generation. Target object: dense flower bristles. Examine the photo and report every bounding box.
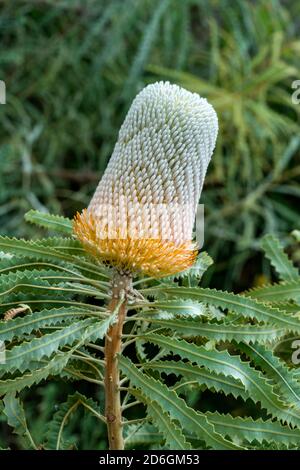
[74,209,198,277]
[74,81,218,277]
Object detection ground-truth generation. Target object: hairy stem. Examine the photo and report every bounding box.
[104,271,132,450]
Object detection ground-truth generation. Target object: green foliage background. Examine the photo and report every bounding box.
[0,0,300,450]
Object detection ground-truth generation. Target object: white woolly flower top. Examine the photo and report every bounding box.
[87,81,218,244]
[74,81,218,277]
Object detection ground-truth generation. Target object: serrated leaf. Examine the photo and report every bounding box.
[0,353,70,395]
[245,281,300,303]
[0,267,82,284]
[125,423,163,448]
[25,210,73,235]
[130,389,191,450]
[47,392,103,450]
[3,393,36,448]
[0,315,114,374]
[206,411,300,447]
[0,296,102,314]
[0,236,109,280]
[142,333,300,428]
[0,269,108,305]
[141,299,206,319]
[142,286,300,333]
[0,306,102,342]
[119,356,242,450]
[34,237,86,255]
[240,344,300,411]
[143,361,249,401]
[0,256,86,281]
[144,317,286,344]
[261,234,299,282]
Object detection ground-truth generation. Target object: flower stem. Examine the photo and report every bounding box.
[104,271,132,450]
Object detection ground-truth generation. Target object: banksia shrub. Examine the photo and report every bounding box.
[74,82,218,277]
[1,83,300,452]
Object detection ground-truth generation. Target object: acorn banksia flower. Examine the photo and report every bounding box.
[74,82,218,277]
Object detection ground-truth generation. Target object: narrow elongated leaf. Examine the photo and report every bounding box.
[3,393,36,448]
[0,306,103,342]
[0,269,93,296]
[119,356,242,450]
[0,315,115,373]
[0,270,108,305]
[261,234,299,282]
[206,411,300,447]
[143,361,249,401]
[142,287,300,332]
[0,297,103,314]
[47,392,103,450]
[35,237,86,255]
[141,299,206,319]
[125,423,163,448]
[0,268,83,284]
[130,389,191,450]
[25,210,73,235]
[142,334,300,428]
[0,237,109,280]
[0,257,88,282]
[240,344,300,411]
[0,279,99,305]
[144,317,285,344]
[245,281,300,303]
[0,353,70,395]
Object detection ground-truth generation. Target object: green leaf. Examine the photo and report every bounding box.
[0,353,70,395]
[0,269,108,306]
[0,256,89,282]
[47,392,103,450]
[25,210,73,235]
[143,334,300,428]
[144,317,286,344]
[142,286,300,332]
[0,276,100,306]
[141,299,206,319]
[141,334,286,411]
[130,389,191,450]
[206,411,300,447]
[0,236,109,280]
[119,355,242,450]
[0,315,114,374]
[3,393,36,449]
[143,361,249,401]
[125,423,163,448]
[47,394,81,450]
[34,237,86,255]
[0,306,103,342]
[240,344,300,411]
[245,281,300,303]
[0,297,103,314]
[0,265,83,281]
[261,234,299,282]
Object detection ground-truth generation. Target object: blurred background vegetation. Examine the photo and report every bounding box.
[0,0,300,449]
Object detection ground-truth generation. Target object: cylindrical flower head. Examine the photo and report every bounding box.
[74,81,218,277]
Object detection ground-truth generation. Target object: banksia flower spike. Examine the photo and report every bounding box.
[74,82,218,450]
[74,81,218,278]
